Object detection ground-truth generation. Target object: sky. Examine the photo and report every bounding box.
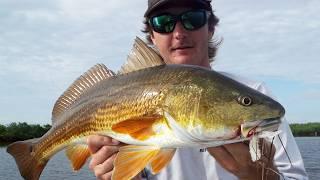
[0,0,319,125]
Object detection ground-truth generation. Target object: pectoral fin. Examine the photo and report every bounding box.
[65,144,91,171]
[150,148,176,174]
[112,115,162,140]
[112,145,160,180]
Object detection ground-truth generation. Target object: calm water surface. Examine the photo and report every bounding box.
[295,137,320,180]
[0,148,95,180]
[1,137,319,179]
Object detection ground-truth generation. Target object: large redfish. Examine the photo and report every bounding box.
[7,37,285,180]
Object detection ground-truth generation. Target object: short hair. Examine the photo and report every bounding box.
[141,12,221,63]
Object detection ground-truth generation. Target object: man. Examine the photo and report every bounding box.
[87,0,308,179]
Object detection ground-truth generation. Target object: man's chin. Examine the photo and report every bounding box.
[172,58,194,65]
[170,55,195,65]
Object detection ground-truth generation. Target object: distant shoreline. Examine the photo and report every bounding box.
[290,123,320,137]
[0,142,9,147]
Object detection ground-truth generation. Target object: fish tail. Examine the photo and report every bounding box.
[7,139,47,180]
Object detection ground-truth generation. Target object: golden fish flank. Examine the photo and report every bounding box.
[7,37,285,180]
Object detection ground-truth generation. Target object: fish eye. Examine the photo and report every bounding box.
[238,95,253,106]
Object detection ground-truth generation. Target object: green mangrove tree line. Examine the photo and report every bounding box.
[0,122,51,144]
[290,122,320,137]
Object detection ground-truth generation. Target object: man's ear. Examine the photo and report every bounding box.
[208,28,214,40]
[150,33,156,45]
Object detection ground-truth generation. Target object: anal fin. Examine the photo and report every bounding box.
[150,148,176,174]
[112,145,160,180]
[65,144,91,171]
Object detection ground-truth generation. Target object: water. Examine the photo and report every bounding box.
[0,148,95,180]
[1,137,319,179]
[295,137,320,180]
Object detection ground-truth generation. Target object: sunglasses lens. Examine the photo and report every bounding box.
[151,15,175,33]
[181,11,206,30]
[150,10,207,33]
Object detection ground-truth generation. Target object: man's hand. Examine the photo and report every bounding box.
[207,139,279,180]
[87,135,123,180]
[87,135,141,180]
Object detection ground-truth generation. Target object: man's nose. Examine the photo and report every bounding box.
[173,21,187,39]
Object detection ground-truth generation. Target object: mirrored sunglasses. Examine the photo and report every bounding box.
[149,9,210,34]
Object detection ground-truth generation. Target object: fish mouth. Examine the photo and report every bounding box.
[241,117,282,138]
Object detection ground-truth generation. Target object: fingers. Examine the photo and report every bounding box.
[95,171,142,180]
[208,139,278,179]
[89,145,120,170]
[96,171,113,180]
[258,139,276,165]
[86,135,125,180]
[207,142,257,175]
[207,146,239,173]
[93,153,117,179]
[262,139,276,158]
[87,135,120,153]
[224,142,251,163]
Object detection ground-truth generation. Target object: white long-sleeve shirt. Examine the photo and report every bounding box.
[144,72,308,180]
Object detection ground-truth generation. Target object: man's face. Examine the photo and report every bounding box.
[150,7,213,67]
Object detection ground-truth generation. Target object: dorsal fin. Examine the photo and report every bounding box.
[51,64,115,123]
[118,37,164,74]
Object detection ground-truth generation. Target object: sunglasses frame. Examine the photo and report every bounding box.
[149,9,211,34]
